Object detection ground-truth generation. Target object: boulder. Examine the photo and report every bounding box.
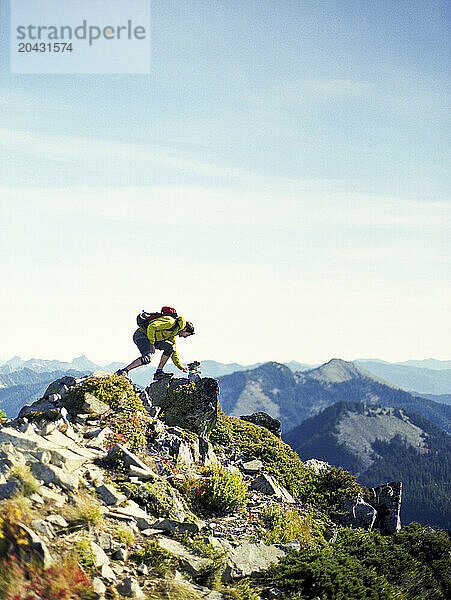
[42,376,77,399]
[198,437,219,466]
[87,540,110,568]
[371,482,402,534]
[156,537,211,576]
[116,577,145,599]
[152,517,203,536]
[241,459,265,475]
[239,412,281,438]
[31,518,55,539]
[107,444,155,477]
[17,523,53,568]
[85,427,114,449]
[0,477,23,499]
[80,393,110,415]
[249,473,296,503]
[96,483,127,506]
[29,462,79,492]
[147,377,219,439]
[221,542,286,582]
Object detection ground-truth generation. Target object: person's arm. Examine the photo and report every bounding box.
[171,342,187,371]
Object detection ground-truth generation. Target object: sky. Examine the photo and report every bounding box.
[0,0,450,366]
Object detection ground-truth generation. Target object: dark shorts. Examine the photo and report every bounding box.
[133,329,174,357]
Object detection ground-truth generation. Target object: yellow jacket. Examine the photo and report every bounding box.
[141,316,186,370]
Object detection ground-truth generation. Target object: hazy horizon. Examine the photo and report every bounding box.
[1,1,449,365]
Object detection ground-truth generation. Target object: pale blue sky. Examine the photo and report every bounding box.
[0,0,449,365]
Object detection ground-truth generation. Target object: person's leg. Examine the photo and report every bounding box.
[116,330,153,375]
[153,341,175,379]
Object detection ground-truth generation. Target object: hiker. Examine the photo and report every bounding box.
[116,312,195,381]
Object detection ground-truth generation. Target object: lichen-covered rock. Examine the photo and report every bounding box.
[147,378,219,439]
[221,541,286,582]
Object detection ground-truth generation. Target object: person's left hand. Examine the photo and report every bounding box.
[182,366,188,373]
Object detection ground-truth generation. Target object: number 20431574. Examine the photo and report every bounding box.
[18,42,73,52]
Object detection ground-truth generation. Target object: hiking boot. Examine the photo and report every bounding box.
[153,371,174,381]
[115,369,130,378]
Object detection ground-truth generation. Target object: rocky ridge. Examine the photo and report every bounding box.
[0,371,404,599]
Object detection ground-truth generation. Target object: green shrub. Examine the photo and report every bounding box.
[224,579,261,600]
[210,411,313,500]
[182,465,248,515]
[117,479,188,520]
[393,522,451,596]
[270,543,404,600]
[257,505,314,546]
[67,374,145,413]
[303,465,363,522]
[104,410,155,454]
[8,464,39,497]
[75,539,96,571]
[113,526,137,548]
[176,533,226,588]
[131,539,178,576]
[269,526,446,600]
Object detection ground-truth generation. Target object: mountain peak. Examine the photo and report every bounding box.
[306,358,366,383]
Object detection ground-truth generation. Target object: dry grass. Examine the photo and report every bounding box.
[62,490,104,529]
[8,464,39,497]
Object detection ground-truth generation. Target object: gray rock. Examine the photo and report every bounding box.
[114,547,128,561]
[152,517,203,535]
[96,483,127,506]
[46,514,68,528]
[344,494,377,531]
[249,473,295,503]
[95,532,115,552]
[48,447,89,472]
[198,437,219,466]
[157,537,211,576]
[108,500,153,530]
[128,465,155,480]
[86,427,114,449]
[39,485,67,506]
[222,542,286,582]
[100,563,116,581]
[140,528,162,537]
[147,377,219,439]
[239,412,281,438]
[30,462,79,492]
[371,482,402,534]
[116,577,145,598]
[88,540,110,568]
[107,444,155,476]
[0,477,23,498]
[136,562,148,575]
[305,458,330,474]
[241,459,265,475]
[17,522,53,568]
[31,518,55,538]
[81,393,110,415]
[42,377,76,399]
[92,577,106,597]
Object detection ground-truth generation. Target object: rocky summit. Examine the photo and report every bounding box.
[0,372,448,600]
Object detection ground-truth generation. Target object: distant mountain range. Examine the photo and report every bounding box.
[354,359,451,395]
[218,360,451,434]
[1,355,450,422]
[283,401,451,529]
